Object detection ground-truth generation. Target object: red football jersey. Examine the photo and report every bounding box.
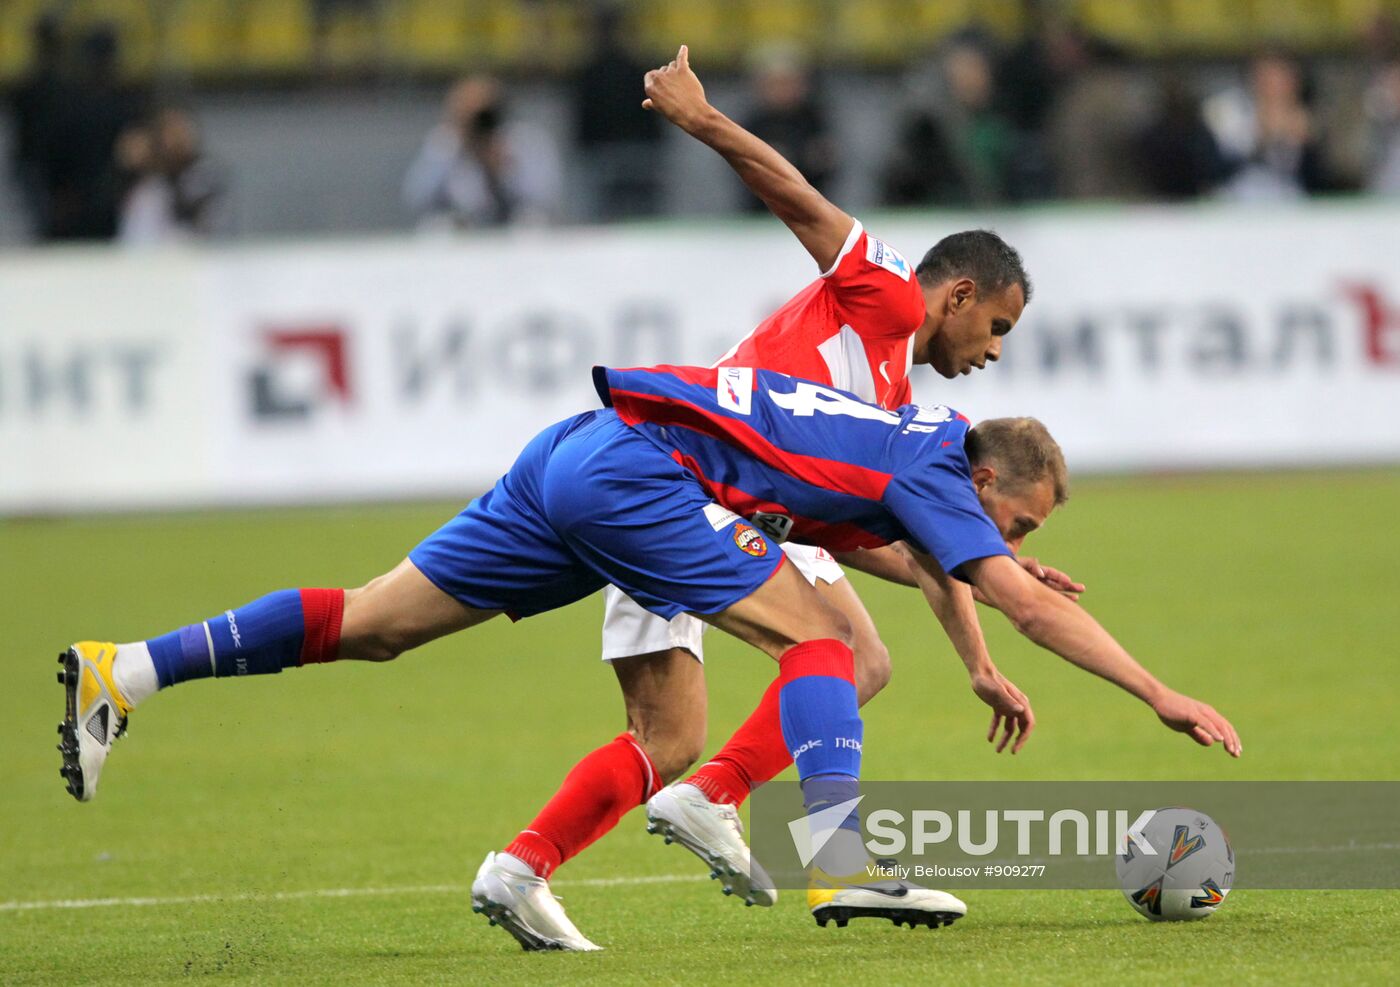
[713,220,926,410]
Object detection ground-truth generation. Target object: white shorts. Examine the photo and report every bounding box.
[599,543,844,663]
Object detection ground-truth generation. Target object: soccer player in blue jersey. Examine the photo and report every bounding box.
[59,365,1240,951]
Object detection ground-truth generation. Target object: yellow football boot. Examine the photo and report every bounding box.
[808,857,967,929]
[57,642,132,802]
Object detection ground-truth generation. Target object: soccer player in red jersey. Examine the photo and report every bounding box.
[484,46,1082,941]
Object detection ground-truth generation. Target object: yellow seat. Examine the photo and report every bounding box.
[908,0,982,44]
[240,0,315,74]
[534,0,589,72]
[740,0,818,48]
[163,0,237,77]
[0,0,48,83]
[978,0,1025,42]
[1329,0,1390,44]
[637,0,736,67]
[69,0,159,77]
[1165,0,1253,53]
[318,3,381,70]
[468,0,530,69]
[829,0,909,66]
[1250,0,1343,49]
[386,0,470,72]
[1078,0,1164,54]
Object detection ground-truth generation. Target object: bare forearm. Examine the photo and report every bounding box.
[911,553,994,675]
[687,107,824,227]
[1016,591,1165,705]
[832,543,918,587]
[968,554,1165,705]
[963,557,1238,757]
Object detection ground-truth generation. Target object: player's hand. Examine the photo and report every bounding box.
[1151,689,1242,757]
[970,667,1035,754]
[642,45,710,132]
[1019,555,1085,601]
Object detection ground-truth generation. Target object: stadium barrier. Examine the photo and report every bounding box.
[3,203,1398,514]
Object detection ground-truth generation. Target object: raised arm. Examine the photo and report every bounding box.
[963,554,1242,756]
[642,45,853,271]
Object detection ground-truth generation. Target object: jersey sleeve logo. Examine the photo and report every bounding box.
[866,237,911,281]
[717,366,754,415]
[703,502,743,531]
[732,522,769,557]
[903,404,965,435]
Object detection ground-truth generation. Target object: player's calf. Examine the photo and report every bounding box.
[612,649,707,785]
[338,558,494,661]
[853,633,892,704]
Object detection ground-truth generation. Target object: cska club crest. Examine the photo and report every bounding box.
[732,523,769,557]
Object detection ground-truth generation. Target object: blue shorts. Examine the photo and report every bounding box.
[409,410,784,620]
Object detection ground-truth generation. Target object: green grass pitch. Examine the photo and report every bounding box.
[2,469,1397,985]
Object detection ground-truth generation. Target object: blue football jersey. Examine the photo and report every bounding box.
[593,364,1012,580]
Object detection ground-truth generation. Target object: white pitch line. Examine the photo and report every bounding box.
[0,873,702,914]
[4,844,1397,914]
[1249,841,1400,855]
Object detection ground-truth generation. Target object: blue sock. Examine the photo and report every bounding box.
[776,640,864,783]
[775,640,866,872]
[801,773,867,875]
[145,590,307,688]
[802,775,863,830]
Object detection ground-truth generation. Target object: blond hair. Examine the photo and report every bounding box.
[965,417,1069,506]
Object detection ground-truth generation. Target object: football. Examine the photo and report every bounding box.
[1115,807,1234,921]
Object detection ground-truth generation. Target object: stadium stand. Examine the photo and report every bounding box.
[4,0,1400,83]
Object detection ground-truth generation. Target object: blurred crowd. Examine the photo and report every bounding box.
[408,5,1400,230]
[8,14,224,245]
[7,4,1400,244]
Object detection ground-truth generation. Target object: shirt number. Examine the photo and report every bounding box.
[768,381,901,425]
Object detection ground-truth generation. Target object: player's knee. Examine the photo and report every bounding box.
[853,634,892,705]
[818,610,855,651]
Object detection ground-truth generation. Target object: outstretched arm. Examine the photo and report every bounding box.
[964,554,1242,756]
[835,543,1085,601]
[906,549,1035,754]
[643,45,853,271]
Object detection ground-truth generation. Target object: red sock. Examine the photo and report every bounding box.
[504,732,660,879]
[298,588,344,664]
[687,676,791,807]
